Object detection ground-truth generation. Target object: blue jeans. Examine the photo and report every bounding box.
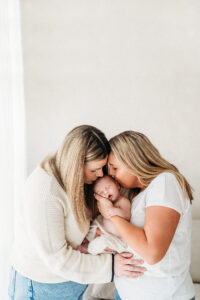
[8,267,88,300]
[115,290,195,300]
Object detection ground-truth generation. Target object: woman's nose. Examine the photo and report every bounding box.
[108,169,114,176]
[96,169,103,177]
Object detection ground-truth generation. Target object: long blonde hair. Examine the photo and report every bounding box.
[109,131,193,203]
[41,125,110,232]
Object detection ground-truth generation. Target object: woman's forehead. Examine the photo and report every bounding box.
[108,152,119,165]
[86,157,107,168]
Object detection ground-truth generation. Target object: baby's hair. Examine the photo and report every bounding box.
[94,175,116,188]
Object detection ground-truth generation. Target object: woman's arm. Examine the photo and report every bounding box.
[110,207,180,265]
[25,189,146,283]
[25,191,113,284]
[96,195,180,265]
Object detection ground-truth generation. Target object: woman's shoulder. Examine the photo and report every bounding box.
[147,172,184,198]
[150,172,178,186]
[25,166,67,200]
[26,166,53,187]
[146,172,187,212]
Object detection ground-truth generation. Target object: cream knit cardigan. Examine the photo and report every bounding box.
[11,166,112,284]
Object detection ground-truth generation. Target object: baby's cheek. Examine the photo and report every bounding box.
[99,192,105,197]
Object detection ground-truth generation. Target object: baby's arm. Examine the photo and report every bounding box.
[108,196,131,220]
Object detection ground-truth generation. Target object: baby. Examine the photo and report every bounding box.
[94,175,131,238]
[78,175,131,254]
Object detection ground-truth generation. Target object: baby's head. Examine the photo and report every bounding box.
[94,175,120,202]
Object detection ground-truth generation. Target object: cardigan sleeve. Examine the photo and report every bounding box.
[24,181,112,284]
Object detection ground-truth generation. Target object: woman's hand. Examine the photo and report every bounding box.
[77,244,89,254]
[104,247,117,252]
[114,252,146,278]
[94,193,113,219]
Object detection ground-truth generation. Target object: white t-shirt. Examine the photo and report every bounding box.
[115,172,195,300]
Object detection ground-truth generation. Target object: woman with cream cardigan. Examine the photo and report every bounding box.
[8,125,145,300]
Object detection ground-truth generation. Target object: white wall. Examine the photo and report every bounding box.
[0,1,25,299]
[20,0,200,216]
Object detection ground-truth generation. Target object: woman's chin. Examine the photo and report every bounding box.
[85,181,93,185]
[119,182,129,189]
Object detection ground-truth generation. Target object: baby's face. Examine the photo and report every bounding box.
[94,176,120,202]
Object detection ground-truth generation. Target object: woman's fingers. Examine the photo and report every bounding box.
[114,252,146,278]
[97,198,113,219]
[121,255,146,272]
[119,252,134,258]
[95,227,102,237]
[77,245,89,254]
[94,193,103,201]
[124,265,146,272]
[123,257,145,266]
[104,247,116,252]
[119,252,145,265]
[95,194,113,207]
[82,238,89,244]
[120,271,144,278]
[94,193,109,202]
[131,258,144,265]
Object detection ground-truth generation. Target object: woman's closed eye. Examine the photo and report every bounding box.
[91,169,99,173]
[91,168,102,173]
[108,164,117,171]
[110,166,117,171]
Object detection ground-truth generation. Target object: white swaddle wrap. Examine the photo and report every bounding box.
[86,215,128,255]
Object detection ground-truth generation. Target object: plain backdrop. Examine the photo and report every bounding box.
[20,0,200,216]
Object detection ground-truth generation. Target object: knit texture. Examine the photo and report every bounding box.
[11,166,112,284]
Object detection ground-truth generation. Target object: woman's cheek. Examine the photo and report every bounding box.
[116,175,124,187]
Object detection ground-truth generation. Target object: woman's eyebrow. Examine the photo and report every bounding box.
[109,162,117,166]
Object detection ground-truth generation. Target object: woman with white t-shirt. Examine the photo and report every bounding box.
[95,130,195,300]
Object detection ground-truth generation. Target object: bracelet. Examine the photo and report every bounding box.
[111,253,114,282]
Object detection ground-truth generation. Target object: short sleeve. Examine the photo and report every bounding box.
[145,172,186,214]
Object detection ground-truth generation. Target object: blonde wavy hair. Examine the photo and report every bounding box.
[109,131,193,203]
[41,125,110,232]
